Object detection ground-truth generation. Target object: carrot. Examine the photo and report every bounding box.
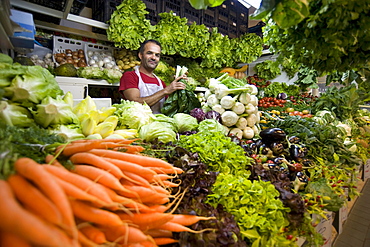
[71,138,139,144]
[147,205,170,213]
[170,215,216,226]
[45,154,65,167]
[118,185,170,204]
[14,158,77,239]
[117,212,174,231]
[57,141,133,157]
[0,231,31,247]
[43,165,114,205]
[160,180,181,188]
[101,224,149,244]
[0,180,75,247]
[102,157,157,182]
[70,152,125,179]
[71,164,130,192]
[157,222,214,233]
[88,149,174,169]
[144,229,173,238]
[69,199,123,227]
[113,144,146,154]
[148,166,184,175]
[152,185,170,195]
[78,230,98,247]
[122,171,152,187]
[7,174,63,227]
[153,237,179,245]
[50,172,108,208]
[101,186,155,213]
[78,223,107,244]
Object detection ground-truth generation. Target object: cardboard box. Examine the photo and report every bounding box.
[9,9,35,49]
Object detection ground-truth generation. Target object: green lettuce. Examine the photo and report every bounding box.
[113,100,155,130]
[32,95,80,128]
[173,113,198,133]
[139,121,177,143]
[4,65,63,105]
[0,100,34,127]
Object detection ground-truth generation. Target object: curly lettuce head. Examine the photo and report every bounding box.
[113,100,155,130]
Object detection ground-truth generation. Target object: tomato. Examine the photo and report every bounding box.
[293,111,300,115]
[302,109,310,115]
[286,107,295,113]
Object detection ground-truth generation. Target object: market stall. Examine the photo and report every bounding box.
[1,0,370,247]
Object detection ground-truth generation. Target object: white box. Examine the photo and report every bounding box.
[73,98,112,110]
[9,9,35,49]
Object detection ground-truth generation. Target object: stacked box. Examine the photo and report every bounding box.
[183,1,202,24]
[70,0,89,15]
[91,0,123,34]
[142,0,160,24]
[162,0,181,14]
[24,0,64,11]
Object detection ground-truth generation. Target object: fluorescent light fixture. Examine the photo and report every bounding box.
[238,0,262,9]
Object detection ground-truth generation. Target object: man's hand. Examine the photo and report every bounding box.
[164,74,187,95]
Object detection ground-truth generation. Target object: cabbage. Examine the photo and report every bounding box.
[113,100,156,130]
[198,119,227,135]
[173,113,198,133]
[315,110,336,123]
[49,124,85,141]
[32,95,80,128]
[190,108,206,122]
[0,100,34,127]
[154,114,178,131]
[139,121,177,143]
[205,110,221,123]
[4,65,63,104]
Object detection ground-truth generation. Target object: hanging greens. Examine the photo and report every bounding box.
[230,33,263,65]
[150,12,189,55]
[200,28,233,68]
[107,0,152,50]
[263,0,370,74]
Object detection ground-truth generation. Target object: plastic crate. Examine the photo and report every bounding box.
[92,0,122,23]
[84,42,116,67]
[24,0,64,11]
[217,8,229,23]
[162,0,181,14]
[146,8,159,25]
[52,36,86,66]
[203,12,215,27]
[70,0,89,15]
[53,36,85,54]
[183,1,202,24]
[142,0,160,12]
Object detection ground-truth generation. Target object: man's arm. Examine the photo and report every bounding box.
[123,75,187,106]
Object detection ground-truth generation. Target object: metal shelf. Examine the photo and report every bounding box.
[2,0,110,50]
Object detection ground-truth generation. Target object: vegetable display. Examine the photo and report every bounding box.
[0,138,217,246]
[262,0,370,74]
[161,66,201,117]
[201,73,261,139]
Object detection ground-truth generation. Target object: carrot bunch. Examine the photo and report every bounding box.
[0,138,215,247]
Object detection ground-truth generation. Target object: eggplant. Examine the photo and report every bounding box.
[254,139,264,149]
[288,136,300,144]
[260,128,287,143]
[270,142,285,155]
[289,144,305,161]
[274,157,287,165]
[259,144,274,158]
[277,92,287,100]
[301,158,314,167]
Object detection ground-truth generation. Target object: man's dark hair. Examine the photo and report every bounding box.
[139,39,161,54]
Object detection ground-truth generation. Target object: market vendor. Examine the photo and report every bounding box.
[119,39,186,114]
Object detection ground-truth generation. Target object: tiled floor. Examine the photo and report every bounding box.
[333,179,370,247]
